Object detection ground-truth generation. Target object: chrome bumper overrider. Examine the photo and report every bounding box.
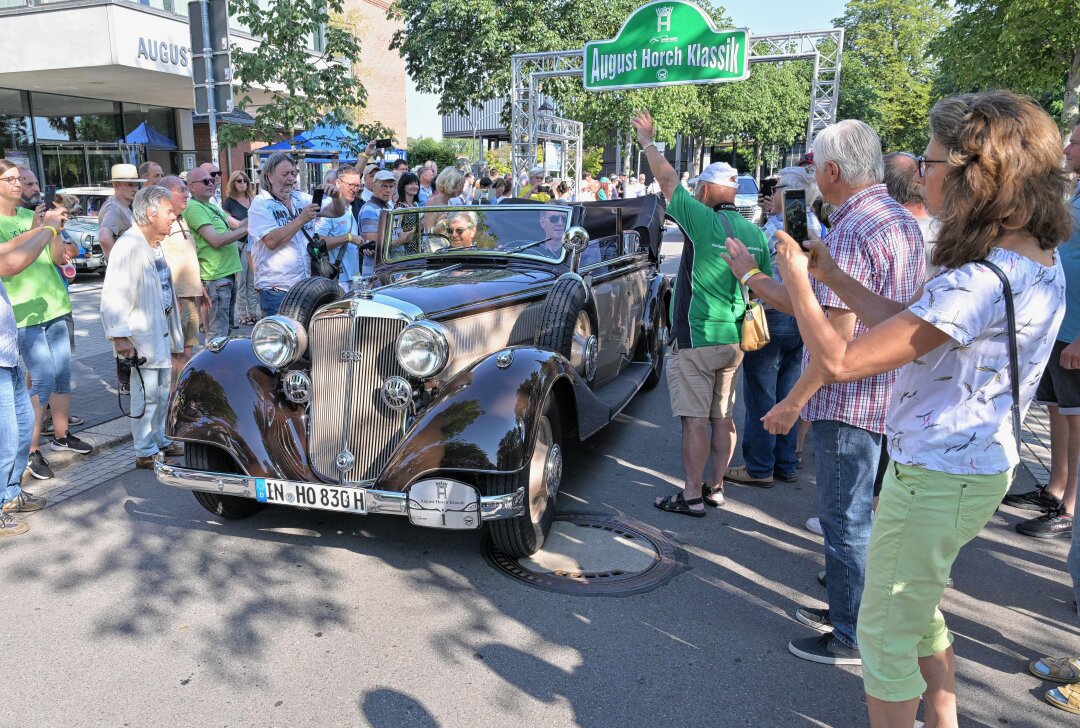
[154,462,525,522]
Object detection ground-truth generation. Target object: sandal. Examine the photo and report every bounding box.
[1029,656,1080,684]
[703,481,724,508]
[653,492,706,517]
[1046,682,1080,714]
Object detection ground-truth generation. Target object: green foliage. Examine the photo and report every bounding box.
[221,0,370,152]
[581,147,604,177]
[833,0,948,153]
[484,146,511,175]
[929,0,1080,129]
[407,137,459,170]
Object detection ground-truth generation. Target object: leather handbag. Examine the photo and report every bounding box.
[740,283,770,352]
[302,228,345,280]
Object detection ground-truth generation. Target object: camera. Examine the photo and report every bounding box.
[116,353,147,395]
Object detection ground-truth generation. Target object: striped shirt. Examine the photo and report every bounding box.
[803,184,925,434]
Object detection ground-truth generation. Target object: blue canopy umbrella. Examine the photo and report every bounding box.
[122,121,177,149]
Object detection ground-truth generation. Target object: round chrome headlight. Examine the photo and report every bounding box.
[396,320,449,379]
[251,315,307,369]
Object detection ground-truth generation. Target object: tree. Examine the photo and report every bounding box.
[930,0,1080,130]
[833,0,949,153]
[581,147,604,177]
[220,0,371,154]
[406,137,459,170]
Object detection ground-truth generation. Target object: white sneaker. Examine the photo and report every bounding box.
[805,517,823,536]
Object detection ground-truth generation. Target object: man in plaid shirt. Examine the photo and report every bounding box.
[725,120,924,665]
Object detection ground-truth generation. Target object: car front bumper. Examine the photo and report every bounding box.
[154,462,525,525]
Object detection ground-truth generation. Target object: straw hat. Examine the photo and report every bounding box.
[106,163,147,183]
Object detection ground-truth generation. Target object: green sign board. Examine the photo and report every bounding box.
[583,0,750,91]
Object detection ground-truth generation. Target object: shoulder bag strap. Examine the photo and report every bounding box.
[975,258,1022,449]
[716,211,751,307]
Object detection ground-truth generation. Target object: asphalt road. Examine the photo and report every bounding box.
[0,237,1074,727]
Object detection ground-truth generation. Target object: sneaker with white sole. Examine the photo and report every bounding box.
[795,606,832,633]
[789,633,862,665]
[805,517,823,535]
[0,513,29,537]
[1,491,45,513]
[26,450,53,480]
[50,434,93,455]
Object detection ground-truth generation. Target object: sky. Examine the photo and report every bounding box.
[405,0,850,140]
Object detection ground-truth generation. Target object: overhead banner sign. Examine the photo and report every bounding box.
[583,0,749,91]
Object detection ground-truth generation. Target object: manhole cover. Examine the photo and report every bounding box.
[484,511,684,595]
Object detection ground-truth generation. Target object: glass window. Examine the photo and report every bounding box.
[122,103,177,148]
[0,88,34,172]
[31,92,122,143]
[385,206,569,264]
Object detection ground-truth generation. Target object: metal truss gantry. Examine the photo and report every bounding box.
[509,28,844,191]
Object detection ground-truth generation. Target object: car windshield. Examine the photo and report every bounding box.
[737,177,758,195]
[56,190,112,218]
[384,205,571,263]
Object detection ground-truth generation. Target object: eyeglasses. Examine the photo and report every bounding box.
[338,181,361,191]
[915,155,946,178]
[0,175,20,185]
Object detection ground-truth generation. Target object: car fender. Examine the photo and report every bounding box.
[375,346,600,492]
[167,339,319,482]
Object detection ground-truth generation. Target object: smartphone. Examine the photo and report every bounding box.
[43,184,58,206]
[375,138,393,149]
[310,188,325,207]
[759,178,776,200]
[782,188,809,246]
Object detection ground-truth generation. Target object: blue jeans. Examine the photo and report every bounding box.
[742,310,803,478]
[813,418,882,648]
[1071,494,1080,622]
[131,366,172,457]
[258,288,287,317]
[0,366,33,504]
[17,316,73,406]
[205,275,235,339]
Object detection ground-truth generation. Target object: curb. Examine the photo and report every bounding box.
[21,416,135,508]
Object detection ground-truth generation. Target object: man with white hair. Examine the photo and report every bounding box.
[101,186,184,469]
[520,166,552,202]
[726,119,924,666]
[631,110,771,518]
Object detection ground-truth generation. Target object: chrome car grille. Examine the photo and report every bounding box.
[736,205,756,221]
[308,315,408,483]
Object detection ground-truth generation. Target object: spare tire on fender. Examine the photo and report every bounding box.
[277,276,343,329]
[535,275,598,385]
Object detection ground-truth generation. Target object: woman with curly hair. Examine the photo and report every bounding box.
[773,90,1070,726]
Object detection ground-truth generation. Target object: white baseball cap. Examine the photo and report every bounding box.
[689,162,739,189]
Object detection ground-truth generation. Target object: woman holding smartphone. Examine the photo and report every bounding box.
[772,91,1069,728]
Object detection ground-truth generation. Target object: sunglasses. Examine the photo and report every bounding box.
[193,179,215,185]
[236,178,248,183]
[543,217,565,224]
[210,171,222,178]
[449,227,472,235]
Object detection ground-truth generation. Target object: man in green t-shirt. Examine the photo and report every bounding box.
[183,167,247,340]
[631,110,771,517]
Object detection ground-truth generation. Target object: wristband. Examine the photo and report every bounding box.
[43,225,59,238]
[642,141,657,153]
[347,232,353,244]
[739,268,762,286]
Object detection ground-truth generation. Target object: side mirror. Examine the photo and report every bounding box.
[562,226,589,253]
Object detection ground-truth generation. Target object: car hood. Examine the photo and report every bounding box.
[65,217,98,235]
[735,194,759,207]
[329,264,560,320]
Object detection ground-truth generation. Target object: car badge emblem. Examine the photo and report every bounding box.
[496,350,514,369]
[282,369,312,403]
[380,376,413,411]
[335,450,355,472]
[356,277,374,300]
[339,350,362,362]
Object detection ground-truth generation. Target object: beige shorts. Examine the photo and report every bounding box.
[667,343,744,419]
[177,296,201,349]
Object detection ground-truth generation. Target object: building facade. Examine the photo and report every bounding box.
[0,0,407,187]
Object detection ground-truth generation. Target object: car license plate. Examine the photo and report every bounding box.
[407,478,481,529]
[84,258,101,269]
[254,478,366,514]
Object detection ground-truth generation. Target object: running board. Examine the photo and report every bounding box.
[576,362,653,440]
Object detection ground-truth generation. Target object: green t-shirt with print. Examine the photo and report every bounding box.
[666,185,771,348]
[183,199,242,280]
[0,208,72,327]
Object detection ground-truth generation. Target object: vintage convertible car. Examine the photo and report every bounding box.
[156,196,670,556]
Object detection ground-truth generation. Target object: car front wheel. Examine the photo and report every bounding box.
[487,397,562,557]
